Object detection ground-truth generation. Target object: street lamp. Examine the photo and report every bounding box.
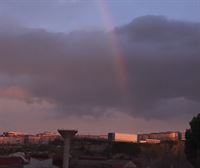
[57,129,78,168]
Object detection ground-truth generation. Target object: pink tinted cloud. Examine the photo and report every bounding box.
[0,86,30,100]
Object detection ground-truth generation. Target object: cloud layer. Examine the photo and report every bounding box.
[0,15,200,120]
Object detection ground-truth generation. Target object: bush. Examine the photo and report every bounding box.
[111,142,140,157]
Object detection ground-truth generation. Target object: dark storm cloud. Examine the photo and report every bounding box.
[0,15,200,119]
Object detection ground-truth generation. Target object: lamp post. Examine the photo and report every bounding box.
[58,129,78,168]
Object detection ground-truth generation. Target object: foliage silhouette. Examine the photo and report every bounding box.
[185,113,200,168]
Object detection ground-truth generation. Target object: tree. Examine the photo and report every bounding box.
[185,113,200,168]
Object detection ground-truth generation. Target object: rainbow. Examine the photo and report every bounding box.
[97,0,130,100]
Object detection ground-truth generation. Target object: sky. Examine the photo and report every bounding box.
[0,0,200,134]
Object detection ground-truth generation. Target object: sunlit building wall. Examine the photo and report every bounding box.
[108,133,138,143]
[138,131,182,142]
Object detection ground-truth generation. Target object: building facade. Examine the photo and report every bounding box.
[138,131,182,142]
[108,133,138,143]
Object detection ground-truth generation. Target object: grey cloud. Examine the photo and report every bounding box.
[0,15,200,119]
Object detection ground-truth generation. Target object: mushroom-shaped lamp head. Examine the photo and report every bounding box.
[58,129,78,139]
